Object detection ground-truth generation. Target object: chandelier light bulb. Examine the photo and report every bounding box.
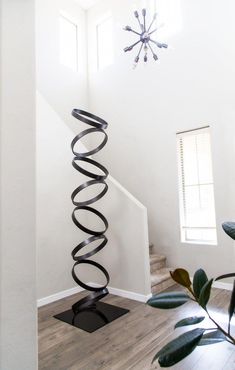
[134,11,139,18]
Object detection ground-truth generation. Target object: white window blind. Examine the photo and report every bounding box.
[60,15,78,71]
[177,127,217,245]
[96,16,114,70]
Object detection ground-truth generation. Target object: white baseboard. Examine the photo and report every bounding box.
[89,282,152,303]
[37,286,83,308]
[37,284,152,308]
[110,287,152,302]
[37,280,232,308]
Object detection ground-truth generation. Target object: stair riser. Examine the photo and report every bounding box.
[151,278,176,294]
[150,260,166,272]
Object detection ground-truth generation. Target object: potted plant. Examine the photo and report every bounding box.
[147,222,235,368]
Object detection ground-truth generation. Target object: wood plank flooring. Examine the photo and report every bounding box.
[38,288,235,370]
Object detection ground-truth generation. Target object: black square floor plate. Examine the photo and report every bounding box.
[54,302,129,333]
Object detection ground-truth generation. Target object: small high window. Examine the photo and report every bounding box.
[96,16,114,70]
[177,127,217,245]
[60,14,78,71]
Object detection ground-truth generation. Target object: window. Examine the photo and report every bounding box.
[177,127,217,245]
[96,16,114,70]
[60,14,78,71]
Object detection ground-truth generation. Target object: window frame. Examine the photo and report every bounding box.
[96,13,114,71]
[177,126,217,246]
[59,12,79,72]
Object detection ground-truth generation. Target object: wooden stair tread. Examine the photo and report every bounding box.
[149,247,175,293]
[149,254,166,265]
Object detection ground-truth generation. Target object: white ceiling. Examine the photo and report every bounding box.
[76,0,99,10]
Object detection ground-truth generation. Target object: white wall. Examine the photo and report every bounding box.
[36,0,88,131]
[37,92,81,299]
[0,0,37,369]
[87,0,235,278]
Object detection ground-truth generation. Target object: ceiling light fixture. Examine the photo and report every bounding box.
[123,9,168,67]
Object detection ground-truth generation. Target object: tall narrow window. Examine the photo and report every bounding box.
[96,16,114,70]
[60,14,78,71]
[177,127,217,245]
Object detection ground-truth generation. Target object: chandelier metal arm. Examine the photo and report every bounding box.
[143,41,148,62]
[134,10,143,31]
[124,39,141,52]
[123,26,141,36]
[148,28,158,36]
[136,43,144,59]
[150,38,168,48]
[147,42,158,60]
[142,9,146,32]
[147,13,157,33]
[130,29,141,36]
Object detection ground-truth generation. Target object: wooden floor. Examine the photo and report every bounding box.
[38,288,235,370]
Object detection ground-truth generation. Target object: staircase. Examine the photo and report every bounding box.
[149,244,176,294]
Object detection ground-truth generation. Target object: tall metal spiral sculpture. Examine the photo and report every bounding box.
[70,109,110,314]
[55,109,129,333]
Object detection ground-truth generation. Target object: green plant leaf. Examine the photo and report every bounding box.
[193,269,208,299]
[228,280,235,323]
[215,273,235,281]
[152,328,205,367]
[174,316,205,329]
[170,269,191,288]
[198,330,226,346]
[222,222,235,240]
[198,279,213,309]
[147,292,190,309]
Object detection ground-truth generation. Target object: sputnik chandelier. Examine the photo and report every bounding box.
[123,9,168,67]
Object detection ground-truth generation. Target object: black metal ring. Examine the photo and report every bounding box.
[72,307,109,324]
[72,288,109,314]
[72,109,108,129]
[72,157,108,180]
[72,259,110,291]
[72,206,108,236]
[71,128,108,158]
[71,235,108,261]
[71,180,108,207]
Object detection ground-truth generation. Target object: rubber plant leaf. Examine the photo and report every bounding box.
[147,292,190,309]
[170,268,191,288]
[228,280,235,324]
[174,316,205,329]
[152,328,205,367]
[193,269,208,299]
[198,279,213,309]
[198,330,226,346]
[222,222,235,240]
[215,273,235,281]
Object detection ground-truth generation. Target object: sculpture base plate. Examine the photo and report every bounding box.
[54,302,129,333]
